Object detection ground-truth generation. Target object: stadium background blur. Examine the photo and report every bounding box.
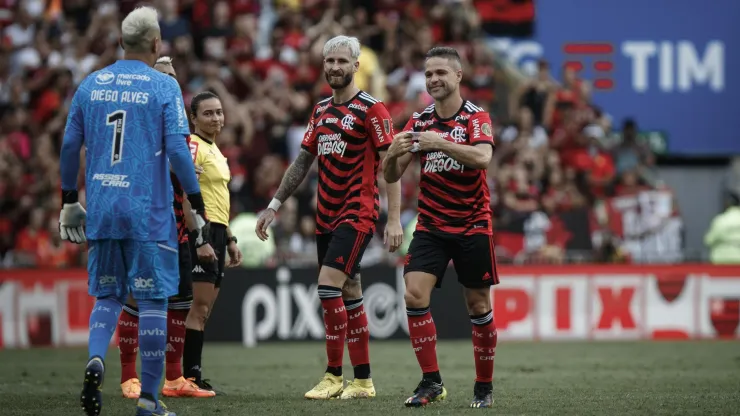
[4,0,735,270]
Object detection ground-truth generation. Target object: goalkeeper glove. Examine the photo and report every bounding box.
[187,192,211,247]
[59,201,87,244]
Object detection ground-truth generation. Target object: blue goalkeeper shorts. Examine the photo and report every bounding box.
[87,233,179,301]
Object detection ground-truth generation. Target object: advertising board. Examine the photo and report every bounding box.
[1,265,738,349]
[492,0,740,155]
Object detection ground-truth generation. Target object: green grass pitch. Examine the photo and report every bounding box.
[0,340,738,415]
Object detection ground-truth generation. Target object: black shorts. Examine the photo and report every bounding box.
[191,223,228,288]
[316,223,373,278]
[403,230,500,289]
[168,242,193,308]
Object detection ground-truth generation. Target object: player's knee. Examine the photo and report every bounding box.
[317,266,346,288]
[404,273,435,308]
[467,301,490,316]
[404,286,430,308]
[464,288,491,315]
[100,294,127,306]
[342,275,362,299]
[190,298,210,324]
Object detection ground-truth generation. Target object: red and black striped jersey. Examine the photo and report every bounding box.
[171,135,191,244]
[301,91,394,234]
[403,100,495,236]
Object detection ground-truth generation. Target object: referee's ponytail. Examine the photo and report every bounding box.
[190,91,220,116]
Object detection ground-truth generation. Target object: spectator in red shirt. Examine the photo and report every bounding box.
[542,167,589,214]
[502,165,540,214]
[551,107,588,168]
[542,169,571,214]
[13,207,49,267]
[36,216,80,268]
[573,124,616,198]
[586,151,616,198]
[544,65,582,129]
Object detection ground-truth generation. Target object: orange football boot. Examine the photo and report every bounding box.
[161,377,216,398]
[121,378,141,399]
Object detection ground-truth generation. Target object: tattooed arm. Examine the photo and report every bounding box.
[273,149,316,204]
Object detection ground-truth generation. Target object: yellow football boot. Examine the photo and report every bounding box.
[304,373,344,400]
[340,378,376,399]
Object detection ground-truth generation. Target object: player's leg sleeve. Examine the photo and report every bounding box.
[137,298,168,402]
[88,297,124,361]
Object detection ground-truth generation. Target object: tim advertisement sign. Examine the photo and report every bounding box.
[492,0,739,155]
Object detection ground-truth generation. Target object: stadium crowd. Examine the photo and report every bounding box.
[0,0,669,268]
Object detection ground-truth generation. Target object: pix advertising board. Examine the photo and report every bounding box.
[1,265,739,349]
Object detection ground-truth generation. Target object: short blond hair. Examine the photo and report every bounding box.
[323,35,361,61]
[121,6,160,53]
[155,56,173,66]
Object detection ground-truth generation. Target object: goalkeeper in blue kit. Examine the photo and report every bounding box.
[58,6,208,416]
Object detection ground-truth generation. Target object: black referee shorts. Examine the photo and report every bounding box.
[191,223,228,289]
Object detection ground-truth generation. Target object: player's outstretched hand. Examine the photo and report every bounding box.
[59,202,87,244]
[255,209,276,241]
[384,219,404,253]
[196,243,217,263]
[227,241,243,267]
[387,132,414,159]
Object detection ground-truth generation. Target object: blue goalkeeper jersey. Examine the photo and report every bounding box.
[61,60,191,241]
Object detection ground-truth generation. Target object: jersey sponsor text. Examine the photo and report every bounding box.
[404,101,495,235]
[301,92,394,233]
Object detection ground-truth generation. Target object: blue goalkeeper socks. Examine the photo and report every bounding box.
[88,297,123,361]
[137,299,168,403]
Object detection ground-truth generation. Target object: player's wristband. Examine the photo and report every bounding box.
[187,192,206,215]
[268,198,281,212]
[190,226,211,248]
[189,230,201,245]
[61,190,78,205]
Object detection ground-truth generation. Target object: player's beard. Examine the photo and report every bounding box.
[325,71,353,90]
[427,82,453,101]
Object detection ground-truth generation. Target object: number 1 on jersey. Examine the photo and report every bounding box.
[106,110,126,166]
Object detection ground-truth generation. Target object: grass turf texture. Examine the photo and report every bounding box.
[0,340,738,415]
